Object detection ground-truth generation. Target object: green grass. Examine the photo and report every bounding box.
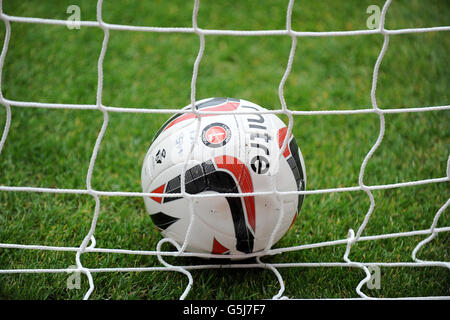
[0,0,449,299]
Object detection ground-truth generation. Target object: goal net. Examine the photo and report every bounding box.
[0,0,449,300]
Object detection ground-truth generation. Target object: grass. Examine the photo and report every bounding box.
[0,0,449,299]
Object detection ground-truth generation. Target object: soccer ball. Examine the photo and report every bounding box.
[141,97,306,255]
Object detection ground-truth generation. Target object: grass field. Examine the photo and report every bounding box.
[0,0,449,299]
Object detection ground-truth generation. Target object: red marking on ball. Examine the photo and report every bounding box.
[150,184,165,203]
[205,126,227,144]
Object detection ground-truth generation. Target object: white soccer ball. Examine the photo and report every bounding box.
[141,97,306,255]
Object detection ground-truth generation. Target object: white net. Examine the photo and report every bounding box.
[0,0,449,300]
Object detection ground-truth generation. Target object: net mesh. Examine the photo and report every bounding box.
[0,0,449,300]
